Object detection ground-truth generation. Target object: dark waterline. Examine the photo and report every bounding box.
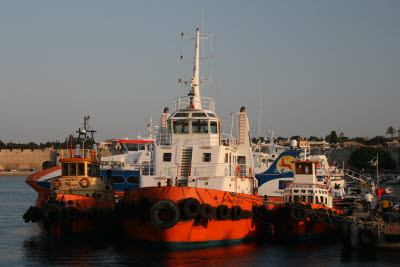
[1,176,399,266]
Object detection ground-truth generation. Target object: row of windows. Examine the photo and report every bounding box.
[286,195,328,205]
[106,175,139,184]
[295,163,315,175]
[163,152,212,162]
[292,189,328,194]
[61,163,101,177]
[173,112,216,118]
[170,120,219,134]
[123,143,152,152]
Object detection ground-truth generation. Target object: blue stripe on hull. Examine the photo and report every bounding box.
[125,236,260,251]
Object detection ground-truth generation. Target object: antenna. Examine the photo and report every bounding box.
[258,88,262,138]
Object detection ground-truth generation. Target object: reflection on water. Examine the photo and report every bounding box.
[4,176,400,266]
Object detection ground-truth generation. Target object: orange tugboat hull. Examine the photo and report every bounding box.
[120,186,267,248]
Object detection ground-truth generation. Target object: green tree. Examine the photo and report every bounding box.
[386,126,396,138]
[290,135,302,140]
[329,131,338,144]
[366,136,389,146]
[349,146,397,170]
[0,140,5,149]
[308,136,320,141]
[354,137,368,144]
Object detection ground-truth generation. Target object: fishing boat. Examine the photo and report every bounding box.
[23,124,115,237]
[25,117,154,197]
[272,160,345,240]
[117,28,267,249]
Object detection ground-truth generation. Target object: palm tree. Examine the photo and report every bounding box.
[386,126,396,138]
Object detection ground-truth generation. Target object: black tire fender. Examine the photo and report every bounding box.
[138,197,154,220]
[232,206,242,220]
[42,204,63,224]
[200,204,212,219]
[149,199,180,229]
[181,198,201,220]
[217,205,230,220]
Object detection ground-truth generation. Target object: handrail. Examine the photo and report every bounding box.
[187,163,192,185]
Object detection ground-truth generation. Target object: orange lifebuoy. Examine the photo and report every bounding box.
[53,178,62,189]
[236,166,241,176]
[79,177,90,188]
[249,167,252,176]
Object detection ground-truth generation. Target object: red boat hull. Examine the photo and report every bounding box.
[120,186,267,248]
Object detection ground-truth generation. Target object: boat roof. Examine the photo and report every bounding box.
[117,140,154,144]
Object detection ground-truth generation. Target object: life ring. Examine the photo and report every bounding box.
[249,167,252,176]
[79,178,90,188]
[236,166,241,176]
[53,178,62,189]
[181,198,201,220]
[217,205,230,220]
[232,206,242,220]
[200,204,212,219]
[149,200,180,229]
[42,204,63,224]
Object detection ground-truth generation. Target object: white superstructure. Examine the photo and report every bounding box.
[140,28,257,195]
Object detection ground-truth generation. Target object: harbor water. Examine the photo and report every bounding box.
[2,176,400,266]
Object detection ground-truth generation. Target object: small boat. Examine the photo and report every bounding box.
[25,117,154,197]
[272,160,345,240]
[23,123,115,237]
[117,28,267,249]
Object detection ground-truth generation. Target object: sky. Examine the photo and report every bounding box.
[0,1,399,143]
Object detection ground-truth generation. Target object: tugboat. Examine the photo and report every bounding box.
[117,28,266,249]
[273,160,345,240]
[23,120,115,237]
[25,118,154,197]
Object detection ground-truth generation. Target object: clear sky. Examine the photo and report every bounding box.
[1,1,399,143]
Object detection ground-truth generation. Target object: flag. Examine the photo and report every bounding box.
[367,157,377,166]
[371,159,378,167]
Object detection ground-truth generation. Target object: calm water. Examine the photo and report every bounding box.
[1,176,400,266]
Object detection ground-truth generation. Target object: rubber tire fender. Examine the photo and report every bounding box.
[149,199,180,229]
[290,203,307,222]
[181,198,201,220]
[200,204,212,219]
[232,206,242,220]
[30,207,42,223]
[23,207,33,223]
[42,204,63,224]
[217,205,230,220]
[138,197,154,220]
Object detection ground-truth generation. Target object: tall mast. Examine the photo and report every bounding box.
[189,28,202,109]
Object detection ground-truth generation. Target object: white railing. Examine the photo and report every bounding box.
[174,96,215,112]
[156,133,237,148]
[138,162,253,179]
[58,149,99,161]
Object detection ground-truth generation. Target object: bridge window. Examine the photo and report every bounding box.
[320,196,324,203]
[192,120,208,133]
[139,143,146,150]
[163,153,172,162]
[207,113,216,118]
[125,143,139,151]
[202,153,212,162]
[174,113,189,117]
[110,175,125,184]
[78,163,85,176]
[296,163,313,174]
[192,112,207,117]
[127,176,139,184]
[70,164,77,176]
[308,196,313,203]
[173,120,189,134]
[210,121,218,134]
[301,190,306,193]
[62,164,68,176]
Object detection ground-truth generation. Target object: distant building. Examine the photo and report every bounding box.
[296,138,310,148]
[276,138,290,146]
[387,140,400,150]
[341,141,364,148]
[309,141,330,150]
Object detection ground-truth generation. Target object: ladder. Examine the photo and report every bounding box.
[179,147,193,186]
[238,113,246,145]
